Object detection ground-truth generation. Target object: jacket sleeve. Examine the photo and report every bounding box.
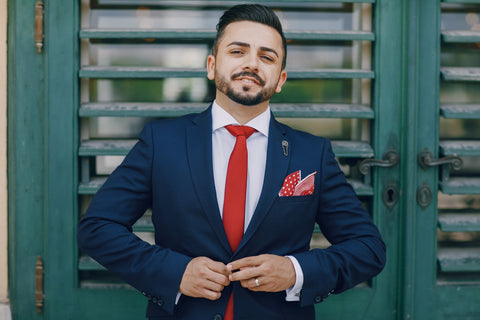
[77,123,191,315]
[293,139,386,307]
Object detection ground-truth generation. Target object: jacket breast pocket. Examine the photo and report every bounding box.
[276,192,318,203]
[266,192,319,234]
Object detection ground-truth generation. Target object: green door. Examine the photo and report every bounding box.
[7,0,480,319]
[401,1,480,319]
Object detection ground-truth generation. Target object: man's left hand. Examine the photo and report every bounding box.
[227,254,296,292]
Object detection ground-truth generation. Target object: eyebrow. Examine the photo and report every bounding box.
[226,41,279,58]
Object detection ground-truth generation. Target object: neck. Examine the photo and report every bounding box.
[215,93,269,125]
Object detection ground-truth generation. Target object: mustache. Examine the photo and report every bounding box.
[231,71,265,86]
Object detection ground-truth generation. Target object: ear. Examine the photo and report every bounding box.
[207,55,215,80]
[275,70,288,93]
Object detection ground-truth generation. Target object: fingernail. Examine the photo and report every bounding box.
[226,264,232,271]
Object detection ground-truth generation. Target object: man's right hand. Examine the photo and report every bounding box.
[179,256,231,301]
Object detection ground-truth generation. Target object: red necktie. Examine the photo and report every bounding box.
[223,125,256,320]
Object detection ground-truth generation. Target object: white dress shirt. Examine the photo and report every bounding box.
[211,101,303,301]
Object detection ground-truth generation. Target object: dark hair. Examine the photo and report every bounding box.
[212,4,287,69]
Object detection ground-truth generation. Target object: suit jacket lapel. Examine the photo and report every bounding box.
[186,106,232,255]
[237,117,291,252]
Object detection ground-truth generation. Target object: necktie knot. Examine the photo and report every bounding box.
[225,125,256,139]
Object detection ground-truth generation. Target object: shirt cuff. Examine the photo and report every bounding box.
[285,255,303,301]
[175,292,182,304]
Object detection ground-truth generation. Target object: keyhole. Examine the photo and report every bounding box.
[417,183,432,209]
[383,184,398,210]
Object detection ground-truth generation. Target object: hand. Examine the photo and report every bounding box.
[179,256,231,300]
[227,254,296,292]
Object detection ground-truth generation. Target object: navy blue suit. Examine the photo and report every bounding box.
[77,106,386,319]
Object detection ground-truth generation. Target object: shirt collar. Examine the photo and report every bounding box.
[211,100,270,137]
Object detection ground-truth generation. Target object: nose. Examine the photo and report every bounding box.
[243,52,259,71]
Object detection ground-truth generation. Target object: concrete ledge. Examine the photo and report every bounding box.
[0,303,11,320]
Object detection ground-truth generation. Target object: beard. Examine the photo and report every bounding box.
[215,70,278,106]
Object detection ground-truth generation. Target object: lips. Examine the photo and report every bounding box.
[231,71,265,86]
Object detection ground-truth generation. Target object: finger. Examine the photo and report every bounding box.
[203,279,226,294]
[207,265,230,286]
[228,255,264,272]
[239,278,262,291]
[196,259,230,286]
[201,288,223,301]
[180,257,230,299]
[229,266,259,282]
[208,260,230,276]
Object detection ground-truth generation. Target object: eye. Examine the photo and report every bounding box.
[229,49,244,55]
[261,55,275,63]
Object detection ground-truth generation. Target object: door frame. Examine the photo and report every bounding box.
[8,0,47,318]
[8,0,462,319]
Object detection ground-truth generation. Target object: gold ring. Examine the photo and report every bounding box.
[255,278,260,287]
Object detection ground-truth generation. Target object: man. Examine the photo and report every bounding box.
[77,4,386,320]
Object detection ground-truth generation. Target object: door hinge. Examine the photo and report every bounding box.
[35,0,44,54]
[35,256,44,313]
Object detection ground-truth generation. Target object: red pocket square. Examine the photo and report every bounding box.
[279,170,316,197]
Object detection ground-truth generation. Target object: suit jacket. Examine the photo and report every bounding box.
[77,105,386,320]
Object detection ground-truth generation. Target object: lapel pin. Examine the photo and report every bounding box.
[282,140,289,156]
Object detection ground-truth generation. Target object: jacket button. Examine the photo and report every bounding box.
[315,296,322,303]
[157,299,164,307]
[213,314,222,320]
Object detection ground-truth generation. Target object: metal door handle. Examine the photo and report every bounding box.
[358,150,400,175]
[418,148,463,170]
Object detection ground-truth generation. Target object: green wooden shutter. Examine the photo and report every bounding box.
[77,0,379,289]
[437,0,480,285]
[10,1,407,319]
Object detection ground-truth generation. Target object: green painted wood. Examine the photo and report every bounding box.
[441,68,480,82]
[440,104,480,119]
[80,29,375,41]
[9,0,442,319]
[79,280,134,290]
[438,212,480,232]
[131,215,155,232]
[314,286,375,320]
[79,255,107,271]
[79,66,375,79]
[79,102,206,117]
[273,104,374,118]
[99,0,376,5]
[78,139,374,158]
[440,177,480,194]
[347,179,374,196]
[331,141,374,157]
[78,177,107,195]
[79,139,136,156]
[43,1,82,319]
[435,286,480,320]
[442,0,480,3]
[80,29,216,40]
[80,102,374,119]
[442,31,480,43]
[401,0,447,319]
[440,140,480,156]
[75,290,146,319]
[368,1,405,319]
[437,247,480,272]
[79,176,373,197]
[7,1,46,319]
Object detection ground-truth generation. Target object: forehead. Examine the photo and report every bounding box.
[219,21,284,53]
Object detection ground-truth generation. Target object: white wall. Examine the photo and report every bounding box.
[0,0,10,313]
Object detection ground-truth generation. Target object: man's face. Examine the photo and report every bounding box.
[207,21,287,108]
